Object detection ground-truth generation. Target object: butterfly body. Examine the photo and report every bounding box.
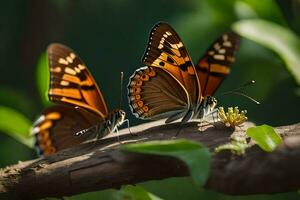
[32,44,126,156]
[75,109,126,138]
[128,22,239,124]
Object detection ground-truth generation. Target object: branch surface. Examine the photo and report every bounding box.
[0,121,299,199]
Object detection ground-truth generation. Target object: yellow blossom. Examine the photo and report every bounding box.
[218,107,247,129]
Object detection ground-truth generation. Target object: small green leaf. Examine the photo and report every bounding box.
[122,139,210,186]
[0,106,34,148]
[36,52,50,105]
[233,19,300,85]
[115,185,163,200]
[246,125,283,152]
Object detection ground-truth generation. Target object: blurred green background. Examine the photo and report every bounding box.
[0,0,299,199]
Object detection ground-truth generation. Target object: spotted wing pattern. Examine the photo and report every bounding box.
[47,43,108,119]
[142,22,201,104]
[32,105,99,156]
[195,32,240,96]
[128,66,189,121]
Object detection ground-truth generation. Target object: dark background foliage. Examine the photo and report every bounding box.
[0,0,299,199]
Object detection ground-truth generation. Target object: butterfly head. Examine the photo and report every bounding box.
[197,96,218,119]
[114,109,126,126]
[206,96,218,110]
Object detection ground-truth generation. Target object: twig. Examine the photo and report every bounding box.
[0,120,299,199]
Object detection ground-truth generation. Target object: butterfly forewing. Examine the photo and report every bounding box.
[195,32,240,96]
[32,105,99,156]
[47,43,108,119]
[142,22,201,104]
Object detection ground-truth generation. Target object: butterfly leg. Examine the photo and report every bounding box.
[198,119,204,133]
[175,126,183,137]
[200,109,219,127]
[105,120,112,136]
[124,119,136,136]
[106,120,121,143]
[211,108,219,123]
[207,109,221,128]
[87,124,102,151]
[175,110,194,137]
[95,124,103,141]
[114,127,122,144]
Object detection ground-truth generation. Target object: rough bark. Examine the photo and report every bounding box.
[0,121,299,199]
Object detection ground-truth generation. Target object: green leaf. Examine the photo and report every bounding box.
[36,52,50,105]
[235,0,285,24]
[122,139,210,186]
[0,87,35,117]
[233,19,300,85]
[115,185,163,200]
[0,106,34,148]
[246,125,283,152]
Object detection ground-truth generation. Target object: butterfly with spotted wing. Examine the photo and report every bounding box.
[128,22,240,123]
[32,44,126,156]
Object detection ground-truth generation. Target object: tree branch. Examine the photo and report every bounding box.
[0,121,299,199]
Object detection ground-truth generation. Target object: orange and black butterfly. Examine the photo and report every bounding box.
[31,44,127,156]
[128,22,240,123]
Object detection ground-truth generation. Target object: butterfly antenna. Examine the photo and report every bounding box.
[230,91,260,105]
[119,72,124,108]
[217,80,256,96]
[216,80,260,105]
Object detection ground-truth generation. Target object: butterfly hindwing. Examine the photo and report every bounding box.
[128,66,190,122]
[142,22,201,104]
[32,105,100,156]
[47,43,108,119]
[195,32,240,96]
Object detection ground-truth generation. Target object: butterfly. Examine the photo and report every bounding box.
[31,43,127,156]
[128,22,240,124]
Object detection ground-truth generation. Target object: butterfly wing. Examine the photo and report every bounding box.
[32,105,99,156]
[47,43,108,119]
[142,22,201,104]
[195,32,240,96]
[128,66,190,122]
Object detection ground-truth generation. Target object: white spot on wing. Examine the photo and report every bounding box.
[177,42,183,48]
[66,56,73,63]
[58,58,68,65]
[218,49,226,54]
[74,67,81,73]
[60,80,69,86]
[214,43,221,50]
[33,115,45,126]
[70,53,76,59]
[50,67,61,73]
[30,127,40,135]
[65,67,76,75]
[223,41,232,47]
[78,64,85,70]
[213,54,225,60]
